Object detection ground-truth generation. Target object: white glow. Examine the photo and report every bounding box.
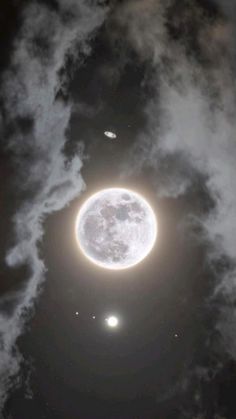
[106,316,119,328]
[104,131,117,139]
[75,187,158,270]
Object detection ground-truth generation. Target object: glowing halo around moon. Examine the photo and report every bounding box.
[75,188,158,270]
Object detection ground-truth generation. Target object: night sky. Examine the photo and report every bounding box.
[1,0,236,418]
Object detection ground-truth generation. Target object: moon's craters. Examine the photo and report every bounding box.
[76,188,157,270]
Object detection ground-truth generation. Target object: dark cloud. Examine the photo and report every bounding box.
[0,0,107,413]
[215,0,236,17]
[110,0,236,414]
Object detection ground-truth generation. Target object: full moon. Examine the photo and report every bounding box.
[75,188,157,270]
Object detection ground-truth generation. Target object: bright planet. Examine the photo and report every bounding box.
[104,131,117,139]
[106,316,119,328]
[75,188,157,270]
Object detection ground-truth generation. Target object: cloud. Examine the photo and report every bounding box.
[114,0,236,400]
[215,0,236,17]
[0,0,106,414]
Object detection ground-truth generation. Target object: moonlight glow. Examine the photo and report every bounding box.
[75,188,157,270]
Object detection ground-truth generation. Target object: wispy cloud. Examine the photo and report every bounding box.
[114,0,236,410]
[0,0,106,413]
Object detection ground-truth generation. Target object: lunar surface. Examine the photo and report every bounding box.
[75,188,157,270]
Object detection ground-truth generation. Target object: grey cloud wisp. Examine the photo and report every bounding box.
[0,0,106,414]
[116,0,236,361]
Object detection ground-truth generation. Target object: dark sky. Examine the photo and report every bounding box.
[0,0,236,418]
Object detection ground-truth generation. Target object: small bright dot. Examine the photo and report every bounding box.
[174,333,179,338]
[92,316,96,319]
[104,131,117,139]
[106,316,119,328]
[75,312,79,316]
